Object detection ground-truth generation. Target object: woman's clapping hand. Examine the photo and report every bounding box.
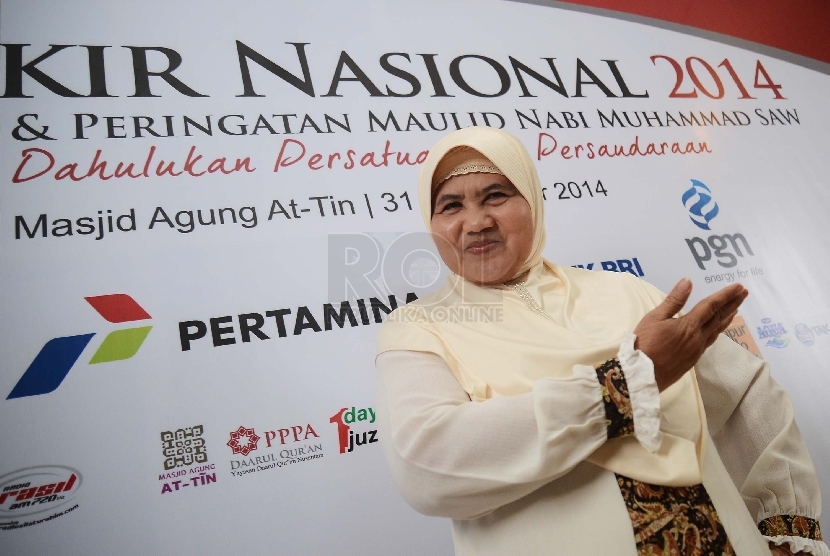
[633,278,749,392]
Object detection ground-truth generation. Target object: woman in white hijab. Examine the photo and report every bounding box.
[376,127,827,556]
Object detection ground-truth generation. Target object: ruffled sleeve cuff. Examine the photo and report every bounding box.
[760,515,829,556]
[617,333,663,453]
[765,536,830,556]
[593,358,636,440]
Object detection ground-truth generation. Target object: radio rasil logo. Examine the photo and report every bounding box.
[0,465,82,530]
[7,294,152,400]
[330,406,378,454]
[681,180,757,274]
[228,422,323,478]
[757,318,789,349]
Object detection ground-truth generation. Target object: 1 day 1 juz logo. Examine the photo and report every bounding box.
[330,406,378,454]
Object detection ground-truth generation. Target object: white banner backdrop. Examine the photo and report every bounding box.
[1,1,829,554]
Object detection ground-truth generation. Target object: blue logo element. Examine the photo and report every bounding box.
[7,334,95,399]
[765,337,790,349]
[681,179,720,230]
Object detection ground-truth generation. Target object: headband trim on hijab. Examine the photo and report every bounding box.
[433,146,504,188]
[437,163,503,185]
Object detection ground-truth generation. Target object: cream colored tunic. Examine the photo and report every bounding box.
[376,335,829,555]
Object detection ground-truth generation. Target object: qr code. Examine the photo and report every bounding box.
[161,425,208,470]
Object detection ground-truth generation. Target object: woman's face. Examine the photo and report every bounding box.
[430,172,534,286]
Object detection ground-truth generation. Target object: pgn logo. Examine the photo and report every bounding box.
[7,294,152,400]
[682,180,755,270]
[682,179,719,230]
[686,234,754,270]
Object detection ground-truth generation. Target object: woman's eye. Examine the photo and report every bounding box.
[439,201,462,213]
[485,192,508,202]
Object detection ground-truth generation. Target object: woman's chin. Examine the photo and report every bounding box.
[458,264,517,286]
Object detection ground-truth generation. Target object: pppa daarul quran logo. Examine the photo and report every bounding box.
[227,422,323,478]
[7,294,152,400]
[227,426,260,456]
[681,180,757,272]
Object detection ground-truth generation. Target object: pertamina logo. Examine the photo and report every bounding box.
[7,294,152,399]
[330,406,378,454]
[681,180,756,274]
[0,465,82,530]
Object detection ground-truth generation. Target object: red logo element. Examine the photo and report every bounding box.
[226,426,260,456]
[329,409,350,454]
[84,294,151,323]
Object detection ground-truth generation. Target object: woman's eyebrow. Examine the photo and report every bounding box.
[479,183,509,196]
[434,192,464,207]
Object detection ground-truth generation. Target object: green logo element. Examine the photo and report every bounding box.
[89,326,153,364]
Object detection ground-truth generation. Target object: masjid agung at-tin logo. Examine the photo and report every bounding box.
[6,294,152,399]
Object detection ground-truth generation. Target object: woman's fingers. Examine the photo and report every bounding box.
[650,278,693,320]
[687,284,746,329]
[701,289,748,336]
[704,310,739,347]
[638,282,749,384]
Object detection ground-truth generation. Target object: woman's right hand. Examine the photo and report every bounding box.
[633,278,749,392]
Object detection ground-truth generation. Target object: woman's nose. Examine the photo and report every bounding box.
[462,207,495,233]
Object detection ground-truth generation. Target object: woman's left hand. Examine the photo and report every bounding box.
[769,542,809,555]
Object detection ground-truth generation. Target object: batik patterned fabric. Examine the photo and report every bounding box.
[616,474,735,556]
[594,358,635,440]
[758,515,823,541]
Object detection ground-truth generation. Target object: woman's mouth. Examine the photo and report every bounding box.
[466,240,498,254]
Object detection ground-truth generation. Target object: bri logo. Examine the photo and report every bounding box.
[6,294,152,400]
[681,179,719,230]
